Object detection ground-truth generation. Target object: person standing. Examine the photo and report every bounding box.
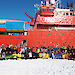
[20,47,25,54]
[29,51,32,59]
[0,46,2,59]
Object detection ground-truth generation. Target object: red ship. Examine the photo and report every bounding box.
[0,0,75,48]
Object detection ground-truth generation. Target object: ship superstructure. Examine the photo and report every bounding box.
[27,0,75,47]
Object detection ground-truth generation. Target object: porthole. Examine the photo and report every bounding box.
[55,34,56,36]
[43,42,45,43]
[69,34,71,36]
[69,19,70,20]
[62,34,64,36]
[38,42,40,43]
[48,34,49,36]
[65,42,66,43]
[66,13,68,15]
[70,13,72,15]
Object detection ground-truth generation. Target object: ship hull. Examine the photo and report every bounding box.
[0,30,75,48]
[27,30,75,47]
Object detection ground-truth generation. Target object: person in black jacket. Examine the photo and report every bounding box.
[1,46,5,57]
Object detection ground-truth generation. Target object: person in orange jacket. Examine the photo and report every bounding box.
[32,47,38,58]
[33,47,37,53]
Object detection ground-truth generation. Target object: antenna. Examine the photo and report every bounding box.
[70,2,73,8]
[67,2,69,8]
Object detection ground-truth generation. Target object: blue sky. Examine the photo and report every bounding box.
[0,0,75,20]
[0,0,36,21]
[0,0,75,30]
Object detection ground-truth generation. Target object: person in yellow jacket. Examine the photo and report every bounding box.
[62,51,65,59]
[46,53,49,59]
[16,53,22,60]
[8,51,17,60]
[9,44,12,48]
[42,52,46,59]
[12,54,17,59]
[62,53,65,59]
[62,50,66,59]
[39,52,42,58]
[37,48,40,53]
[65,50,67,53]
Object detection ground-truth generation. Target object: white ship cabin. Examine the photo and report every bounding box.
[54,9,74,16]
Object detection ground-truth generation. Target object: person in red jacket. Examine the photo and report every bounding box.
[17,47,21,53]
[33,47,37,53]
[32,47,38,58]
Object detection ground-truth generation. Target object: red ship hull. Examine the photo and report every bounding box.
[27,30,75,47]
[0,30,75,48]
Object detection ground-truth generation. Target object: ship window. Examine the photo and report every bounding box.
[38,42,40,43]
[62,34,64,36]
[50,9,53,12]
[48,34,49,36]
[55,34,56,36]
[0,32,7,35]
[69,34,71,36]
[70,13,72,15]
[66,13,68,15]
[24,31,28,35]
[47,9,49,12]
[65,42,66,43]
[43,42,45,43]
[43,8,46,11]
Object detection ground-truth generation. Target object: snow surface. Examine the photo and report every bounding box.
[0,59,75,75]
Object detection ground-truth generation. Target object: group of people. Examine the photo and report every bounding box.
[0,44,75,60]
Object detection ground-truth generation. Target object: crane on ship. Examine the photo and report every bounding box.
[24,12,34,26]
